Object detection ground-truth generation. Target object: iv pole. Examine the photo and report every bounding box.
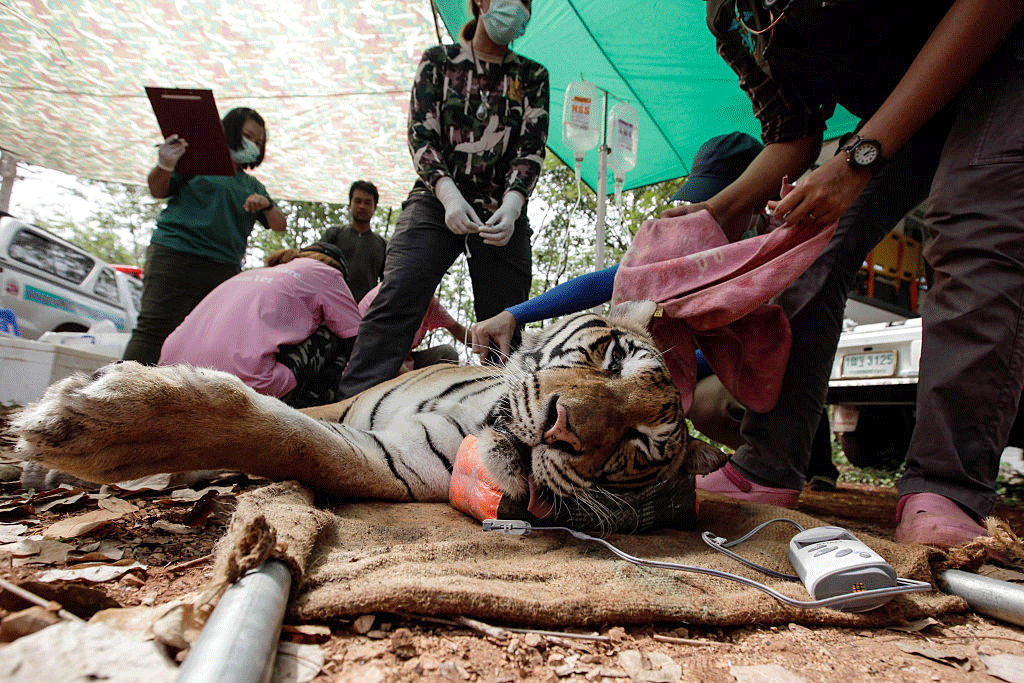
[594,90,609,272]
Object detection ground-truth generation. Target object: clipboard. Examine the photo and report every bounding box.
[145,87,235,176]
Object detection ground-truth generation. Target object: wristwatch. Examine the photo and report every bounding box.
[837,134,887,174]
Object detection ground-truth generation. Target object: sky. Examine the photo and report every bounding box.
[6,163,104,224]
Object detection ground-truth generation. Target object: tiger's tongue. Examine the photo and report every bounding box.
[527,477,554,519]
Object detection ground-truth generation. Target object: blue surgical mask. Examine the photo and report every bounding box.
[230,137,261,166]
[481,0,530,46]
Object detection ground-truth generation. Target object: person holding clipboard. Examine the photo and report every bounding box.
[123,106,287,365]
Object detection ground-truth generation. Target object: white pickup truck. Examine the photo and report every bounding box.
[0,214,142,339]
[827,314,921,469]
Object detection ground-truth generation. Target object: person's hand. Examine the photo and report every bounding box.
[470,310,517,365]
[243,194,272,213]
[434,177,482,235]
[480,191,524,247]
[768,154,871,231]
[659,200,751,242]
[660,201,710,219]
[156,134,188,172]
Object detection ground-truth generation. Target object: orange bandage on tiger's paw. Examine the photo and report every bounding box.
[449,434,507,522]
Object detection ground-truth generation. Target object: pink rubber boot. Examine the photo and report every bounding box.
[696,462,801,508]
[894,492,989,548]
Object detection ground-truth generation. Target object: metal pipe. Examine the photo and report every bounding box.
[939,569,1024,627]
[176,559,292,683]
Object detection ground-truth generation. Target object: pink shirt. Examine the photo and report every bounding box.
[160,259,361,397]
[359,284,458,370]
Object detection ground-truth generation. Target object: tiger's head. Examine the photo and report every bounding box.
[476,300,726,526]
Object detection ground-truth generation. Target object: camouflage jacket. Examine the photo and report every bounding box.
[408,41,549,219]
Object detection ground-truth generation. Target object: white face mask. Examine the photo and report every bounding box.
[230,137,261,166]
[480,0,530,45]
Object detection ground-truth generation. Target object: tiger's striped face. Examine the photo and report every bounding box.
[477,301,724,516]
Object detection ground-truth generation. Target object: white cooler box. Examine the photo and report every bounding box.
[1,336,55,407]
[38,330,129,360]
[1,336,114,407]
[50,343,117,383]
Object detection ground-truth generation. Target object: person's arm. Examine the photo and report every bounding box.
[771,0,1024,228]
[662,137,821,242]
[661,4,826,241]
[376,236,386,281]
[470,265,619,363]
[479,62,550,247]
[148,166,172,199]
[511,265,618,324]
[262,205,287,232]
[407,48,454,195]
[243,194,287,232]
[408,47,484,235]
[445,320,470,347]
[503,62,550,203]
[320,277,362,341]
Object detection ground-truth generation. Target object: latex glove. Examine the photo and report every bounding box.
[156,134,188,171]
[470,310,517,365]
[480,191,524,247]
[434,177,482,235]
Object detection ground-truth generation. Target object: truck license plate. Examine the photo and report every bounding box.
[841,350,897,378]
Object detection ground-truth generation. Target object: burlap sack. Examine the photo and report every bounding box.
[204,482,965,629]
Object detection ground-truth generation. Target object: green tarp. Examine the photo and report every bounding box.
[434,0,858,193]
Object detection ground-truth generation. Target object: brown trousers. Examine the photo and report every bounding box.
[732,27,1024,520]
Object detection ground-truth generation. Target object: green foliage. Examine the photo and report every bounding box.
[28,179,161,266]
[245,198,399,265]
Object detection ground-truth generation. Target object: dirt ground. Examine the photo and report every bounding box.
[2,416,1024,682]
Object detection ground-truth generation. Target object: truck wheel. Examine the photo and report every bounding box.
[54,323,89,333]
[839,405,914,470]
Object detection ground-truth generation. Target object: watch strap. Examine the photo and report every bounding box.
[837,134,887,174]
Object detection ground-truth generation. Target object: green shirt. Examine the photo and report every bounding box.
[151,171,272,265]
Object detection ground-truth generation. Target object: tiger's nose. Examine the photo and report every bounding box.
[542,402,583,453]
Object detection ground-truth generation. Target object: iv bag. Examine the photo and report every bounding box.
[607,101,638,175]
[562,80,601,162]
[607,101,638,205]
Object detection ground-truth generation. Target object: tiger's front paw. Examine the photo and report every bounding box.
[12,361,255,483]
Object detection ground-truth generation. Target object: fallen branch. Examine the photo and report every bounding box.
[165,553,214,573]
[652,633,729,647]
[0,576,85,622]
[502,624,609,642]
[456,616,507,638]
[399,612,609,642]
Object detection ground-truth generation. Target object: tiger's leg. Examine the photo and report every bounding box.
[12,361,440,500]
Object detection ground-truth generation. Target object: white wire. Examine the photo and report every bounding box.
[483,520,932,611]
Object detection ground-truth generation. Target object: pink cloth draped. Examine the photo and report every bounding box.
[612,209,836,414]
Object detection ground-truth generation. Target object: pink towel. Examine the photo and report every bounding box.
[613,209,836,414]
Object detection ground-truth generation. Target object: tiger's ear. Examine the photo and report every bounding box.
[683,435,728,475]
[606,300,659,330]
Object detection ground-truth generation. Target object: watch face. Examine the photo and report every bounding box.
[851,141,880,167]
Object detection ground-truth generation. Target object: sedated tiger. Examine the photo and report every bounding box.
[12,301,726,532]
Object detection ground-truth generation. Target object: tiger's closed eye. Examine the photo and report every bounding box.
[607,344,626,374]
